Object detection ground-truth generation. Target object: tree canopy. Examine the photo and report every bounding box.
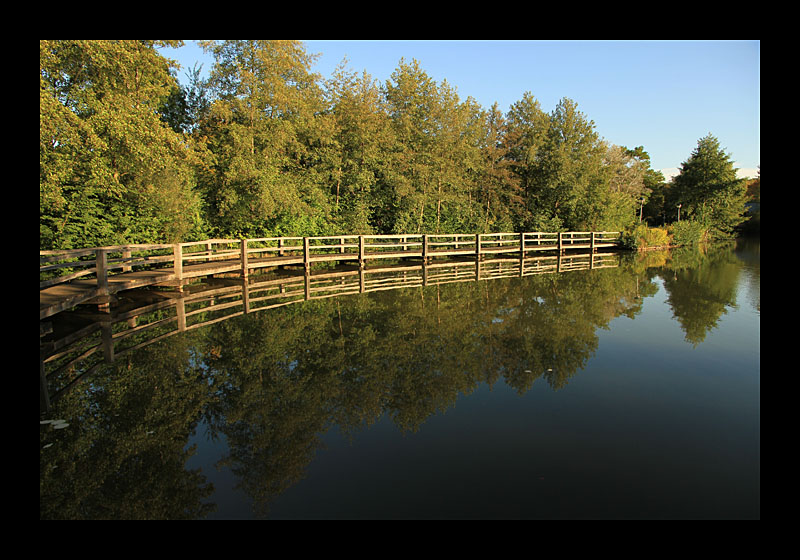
[40,40,749,251]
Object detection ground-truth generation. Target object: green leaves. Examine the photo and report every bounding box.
[41,41,744,250]
[40,40,204,248]
[672,134,748,237]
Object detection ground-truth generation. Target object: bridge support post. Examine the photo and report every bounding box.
[95,248,115,311]
[240,238,249,279]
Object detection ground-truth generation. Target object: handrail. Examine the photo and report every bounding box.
[40,231,620,299]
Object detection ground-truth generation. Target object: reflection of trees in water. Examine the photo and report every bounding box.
[39,335,216,519]
[199,264,648,517]
[41,241,758,518]
[657,242,747,346]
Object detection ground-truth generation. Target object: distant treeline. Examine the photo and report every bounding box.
[40,40,754,251]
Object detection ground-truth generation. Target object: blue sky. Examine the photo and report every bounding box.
[158,40,760,180]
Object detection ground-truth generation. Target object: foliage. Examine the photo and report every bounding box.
[40,40,207,249]
[669,219,710,246]
[670,134,748,238]
[620,224,670,250]
[40,41,752,251]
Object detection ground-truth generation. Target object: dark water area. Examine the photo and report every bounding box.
[40,239,760,519]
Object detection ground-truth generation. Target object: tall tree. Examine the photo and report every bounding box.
[505,92,550,228]
[198,40,326,236]
[597,143,652,229]
[477,102,521,231]
[322,62,396,233]
[40,40,205,249]
[671,134,748,236]
[382,58,440,233]
[531,97,604,230]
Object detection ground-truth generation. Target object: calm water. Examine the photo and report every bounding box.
[40,239,760,519]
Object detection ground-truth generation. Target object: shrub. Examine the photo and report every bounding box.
[668,220,709,246]
[620,224,670,250]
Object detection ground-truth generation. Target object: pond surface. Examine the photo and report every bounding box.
[40,239,760,519]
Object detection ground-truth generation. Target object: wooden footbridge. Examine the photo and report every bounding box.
[40,231,620,321]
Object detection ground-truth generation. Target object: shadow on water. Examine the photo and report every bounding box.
[39,241,759,519]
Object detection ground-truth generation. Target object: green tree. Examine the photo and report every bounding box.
[321,62,397,233]
[505,92,550,228]
[598,143,653,229]
[198,40,328,237]
[671,134,748,237]
[40,40,206,249]
[531,97,605,230]
[383,58,442,233]
[477,102,521,231]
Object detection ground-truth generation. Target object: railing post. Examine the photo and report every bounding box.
[358,235,365,268]
[520,232,525,256]
[304,237,310,270]
[173,244,183,282]
[96,248,109,296]
[475,233,481,259]
[122,249,131,273]
[591,231,596,253]
[423,234,429,262]
[240,238,249,279]
[278,237,285,257]
[558,232,564,254]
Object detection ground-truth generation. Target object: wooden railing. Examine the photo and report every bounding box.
[40,232,620,320]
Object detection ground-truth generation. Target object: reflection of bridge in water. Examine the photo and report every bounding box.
[40,250,619,412]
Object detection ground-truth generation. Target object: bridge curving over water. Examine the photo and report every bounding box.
[40,231,620,321]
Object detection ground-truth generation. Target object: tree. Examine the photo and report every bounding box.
[382,58,441,233]
[197,40,327,236]
[599,144,654,229]
[671,134,748,237]
[40,40,206,249]
[505,92,550,228]
[530,97,604,230]
[477,103,521,231]
[321,62,396,233]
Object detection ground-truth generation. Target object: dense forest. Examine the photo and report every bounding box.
[40,40,755,251]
